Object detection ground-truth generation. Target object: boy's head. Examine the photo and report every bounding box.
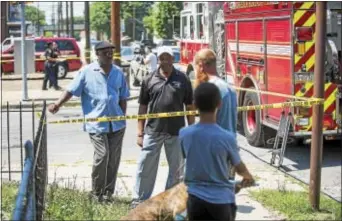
[194,82,222,113]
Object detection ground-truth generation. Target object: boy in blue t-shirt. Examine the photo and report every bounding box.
[179,82,254,221]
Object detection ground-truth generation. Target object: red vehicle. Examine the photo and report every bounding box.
[1,37,82,78]
[179,2,342,146]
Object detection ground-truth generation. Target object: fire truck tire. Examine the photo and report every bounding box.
[242,91,264,147]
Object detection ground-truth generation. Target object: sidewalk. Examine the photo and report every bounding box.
[1,73,47,81]
[3,150,295,220]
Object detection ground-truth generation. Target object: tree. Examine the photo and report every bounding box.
[90,2,153,40]
[58,16,85,26]
[145,2,183,39]
[90,2,111,39]
[121,2,154,40]
[25,5,46,27]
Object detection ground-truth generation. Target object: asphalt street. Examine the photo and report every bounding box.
[2,97,341,202]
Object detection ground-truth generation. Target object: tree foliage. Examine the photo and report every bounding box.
[90,2,111,39]
[58,16,85,26]
[90,2,154,40]
[25,5,46,26]
[144,2,183,39]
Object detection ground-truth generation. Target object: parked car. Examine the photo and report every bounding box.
[1,37,82,78]
[157,39,179,49]
[90,44,134,70]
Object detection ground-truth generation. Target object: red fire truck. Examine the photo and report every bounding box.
[178,2,342,147]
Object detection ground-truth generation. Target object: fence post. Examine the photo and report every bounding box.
[12,140,35,221]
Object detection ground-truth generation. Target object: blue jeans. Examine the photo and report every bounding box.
[133,133,184,201]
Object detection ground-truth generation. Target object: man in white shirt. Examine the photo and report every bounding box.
[144,46,158,73]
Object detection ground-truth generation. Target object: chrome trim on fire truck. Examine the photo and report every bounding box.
[225,16,290,23]
[262,17,267,86]
[262,120,279,131]
[290,129,342,137]
[235,20,240,77]
[290,9,295,121]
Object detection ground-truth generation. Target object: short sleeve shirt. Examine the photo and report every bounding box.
[44,48,58,66]
[145,53,158,73]
[209,76,238,136]
[67,61,130,134]
[138,67,193,136]
[179,123,241,204]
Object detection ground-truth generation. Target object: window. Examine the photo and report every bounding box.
[121,47,133,56]
[162,40,177,46]
[35,41,47,52]
[190,16,194,39]
[196,14,204,39]
[56,40,75,51]
[196,3,204,40]
[181,16,188,39]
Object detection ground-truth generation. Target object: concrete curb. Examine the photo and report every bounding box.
[2,76,46,81]
[1,96,139,109]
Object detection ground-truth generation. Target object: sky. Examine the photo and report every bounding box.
[31,2,85,25]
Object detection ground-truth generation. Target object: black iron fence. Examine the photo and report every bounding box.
[1,101,48,221]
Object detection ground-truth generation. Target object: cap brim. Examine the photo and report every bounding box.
[96,45,115,51]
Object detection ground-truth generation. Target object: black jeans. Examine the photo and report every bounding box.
[42,63,58,89]
[187,194,237,221]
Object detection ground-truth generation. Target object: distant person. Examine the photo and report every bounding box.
[52,41,61,89]
[131,46,195,208]
[42,42,61,90]
[180,82,255,221]
[143,45,157,73]
[48,41,130,203]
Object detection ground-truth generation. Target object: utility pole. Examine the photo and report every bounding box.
[84,1,90,64]
[21,2,28,100]
[52,3,55,36]
[111,2,121,67]
[133,7,136,41]
[66,1,69,37]
[37,2,40,35]
[61,2,64,36]
[70,2,74,38]
[309,1,326,210]
[57,2,61,37]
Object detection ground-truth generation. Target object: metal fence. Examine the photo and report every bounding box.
[1,101,48,221]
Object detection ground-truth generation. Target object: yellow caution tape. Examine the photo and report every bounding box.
[231,86,312,101]
[46,98,324,124]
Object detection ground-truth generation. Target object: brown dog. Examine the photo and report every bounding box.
[121,182,188,221]
[121,180,254,221]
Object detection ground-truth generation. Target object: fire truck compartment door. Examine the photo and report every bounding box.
[264,18,292,123]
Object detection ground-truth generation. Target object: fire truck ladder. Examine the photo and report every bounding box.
[270,111,292,167]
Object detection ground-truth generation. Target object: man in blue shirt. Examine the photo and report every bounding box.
[179,82,254,221]
[48,41,130,203]
[194,48,238,180]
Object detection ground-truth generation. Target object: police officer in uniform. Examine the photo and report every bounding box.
[42,42,61,90]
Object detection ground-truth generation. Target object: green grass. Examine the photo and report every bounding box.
[250,189,342,220]
[1,181,131,221]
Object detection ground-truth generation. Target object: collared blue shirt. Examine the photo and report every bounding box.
[209,76,237,136]
[67,61,130,134]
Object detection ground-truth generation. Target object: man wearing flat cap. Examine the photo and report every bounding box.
[131,46,195,207]
[48,41,130,203]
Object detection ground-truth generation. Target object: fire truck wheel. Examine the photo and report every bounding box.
[242,91,264,147]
